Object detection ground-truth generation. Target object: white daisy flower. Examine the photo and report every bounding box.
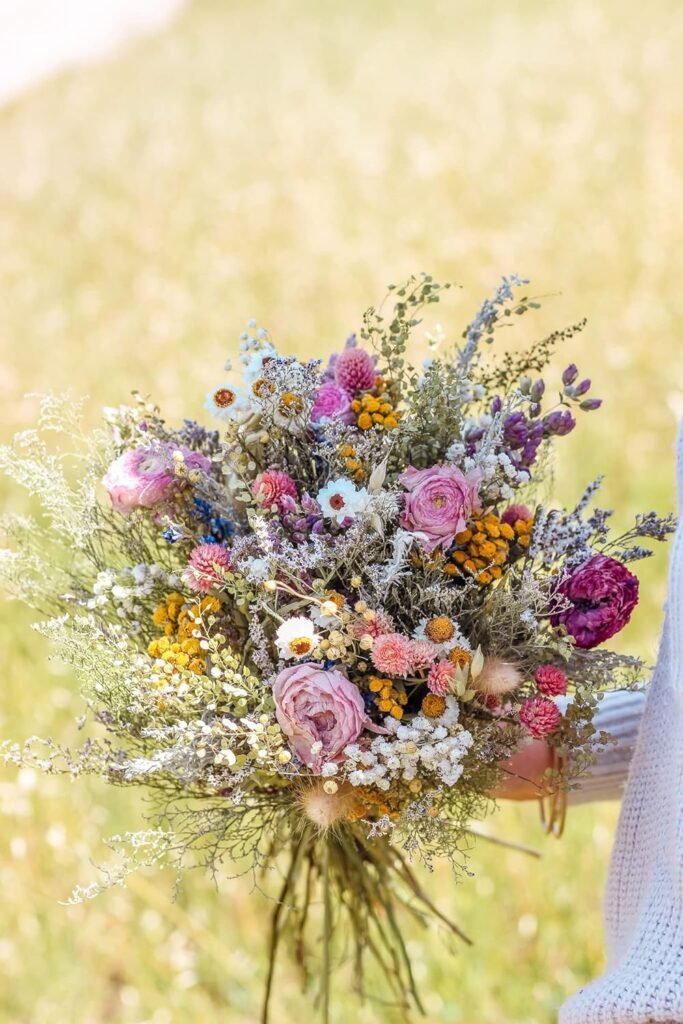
[240,342,279,385]
[413,615,472,655]
[275,616,319,660]
[317,478,371,524]
[204,384,250,422]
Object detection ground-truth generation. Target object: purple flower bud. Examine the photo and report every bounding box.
[574,379,592,397]
[311,519,324,535]
[544,410,576,436]
[466,426,485,443]
[503,411,529,448]
[302,494,320,514]
[531,379,545,402]
[279,494,297,513]
[580,398,602,412]
[529,402,542,419]
[490,396,503,415]
[562,364,579,387]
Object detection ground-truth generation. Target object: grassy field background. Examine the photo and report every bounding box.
[1,1,682,1022]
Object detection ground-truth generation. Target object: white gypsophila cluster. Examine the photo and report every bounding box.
[445,439,466,463]
[344,697,473,789]
[86,564,180,631]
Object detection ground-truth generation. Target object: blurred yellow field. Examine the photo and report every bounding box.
[1,2,682,1022]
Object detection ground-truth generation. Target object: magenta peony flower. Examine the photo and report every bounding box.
[427,660,456,696]
[534,665,568,697]
[334,346,377,392]
[102,444,210,515]
[399,464,481,553]
[371,633,415,677]
[252,469,298,513]
[183,543,232,593]
[310,382,355,426]
[272,664,380,771]
[519,696,561,738]
[551,554,639,649]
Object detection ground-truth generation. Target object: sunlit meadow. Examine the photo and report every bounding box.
[1,1,682,1022]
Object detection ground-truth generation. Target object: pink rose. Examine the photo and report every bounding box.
[102,443,210,515]
[310,382,355,426]
[399,464,481,553]
[272,664,381,772]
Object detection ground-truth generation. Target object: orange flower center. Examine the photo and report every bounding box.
[290,637,314,656]
[425,616,455,643]
[213,387,236,408]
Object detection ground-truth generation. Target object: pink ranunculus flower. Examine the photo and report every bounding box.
[399,463,481,553]
[102,444,210,515]
[310,382,355,426]
[272,664,381,772]
[252,469,298,513]
[551,554,639,649]
[183,543,232,593]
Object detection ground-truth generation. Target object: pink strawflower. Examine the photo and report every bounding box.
[102,443,210,516]
[310,382,355,426]
[183,543,232,593]
[371,633,415,677]
[400,463,482,553]
[534,665,568,697]
[334,346,377,393]
[252,469,298,513]
[519,696,561,738]
[272,664,383,772]
[501,503,532,526]
[427,659,456,696]
[409,639,439,671]
[352,609,395,640]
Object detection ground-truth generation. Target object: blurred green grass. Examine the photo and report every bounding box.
[1,1,682,1021]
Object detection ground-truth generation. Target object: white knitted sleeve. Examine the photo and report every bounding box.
[566,689,646,805]
[560,419,683,1024]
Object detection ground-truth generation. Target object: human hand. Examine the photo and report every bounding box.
[491,739,553,801]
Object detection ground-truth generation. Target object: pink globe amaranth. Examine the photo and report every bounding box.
[272,664,383,772]
[534,664,568,697]
[399,463,482,553]
[551,554,639,649]
[519,696,561,738]
[183,543,232,593]
[334,346,377,393]
[310,382,355,426]
[252,469,298,513]
[102,444,210,515]
[501,503,532,526]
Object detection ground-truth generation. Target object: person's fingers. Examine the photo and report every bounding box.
[492,739,552,801]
